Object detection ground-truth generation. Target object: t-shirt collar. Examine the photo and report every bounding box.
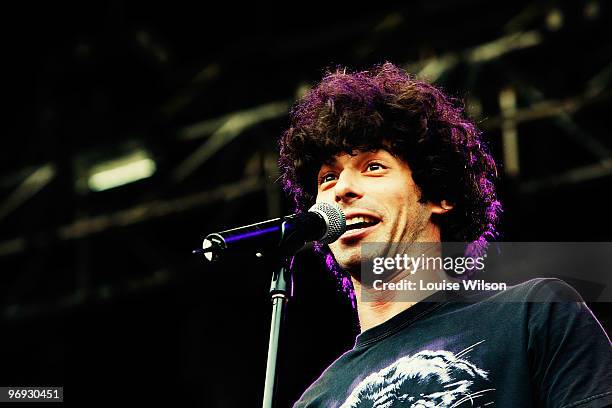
[354,290,452,348]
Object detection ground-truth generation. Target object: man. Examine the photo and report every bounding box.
[278,63,612,407]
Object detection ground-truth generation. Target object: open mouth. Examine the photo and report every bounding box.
[346,216,380,231]
[341,215,381,241]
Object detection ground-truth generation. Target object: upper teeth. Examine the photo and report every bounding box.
[347,216,377,226]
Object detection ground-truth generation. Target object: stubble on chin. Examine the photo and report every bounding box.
[329,243,362,279]
[328,205,432,282]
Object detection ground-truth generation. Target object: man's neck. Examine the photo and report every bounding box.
[352,239,445,333]
[353,277,418,332]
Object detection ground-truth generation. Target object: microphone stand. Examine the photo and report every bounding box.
[192,246,293,407]
[197,203,343,407]
[262,255,293,408]
[262,218,310,408]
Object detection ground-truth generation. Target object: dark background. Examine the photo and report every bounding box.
[1,1,611,406]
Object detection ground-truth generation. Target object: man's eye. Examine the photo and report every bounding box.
[366,162,386,171]
[319,173,337,184]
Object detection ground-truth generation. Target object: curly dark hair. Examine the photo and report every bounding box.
[278,62,502,300]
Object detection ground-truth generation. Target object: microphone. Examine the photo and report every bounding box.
[198,202,346,262]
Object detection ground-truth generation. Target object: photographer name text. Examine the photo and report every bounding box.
[371,279,507,292]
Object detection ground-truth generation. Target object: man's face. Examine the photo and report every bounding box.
[316,149,440,274]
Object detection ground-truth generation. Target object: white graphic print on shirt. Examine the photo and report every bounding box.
[340,341,495,408]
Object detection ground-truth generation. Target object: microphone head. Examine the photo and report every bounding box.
[308,202,346,244]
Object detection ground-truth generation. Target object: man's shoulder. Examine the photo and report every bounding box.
[464,277,584,303]
[440,278,587,329]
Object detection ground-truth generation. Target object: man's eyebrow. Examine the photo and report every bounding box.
[319,158,337,169]
[318,151,381,173]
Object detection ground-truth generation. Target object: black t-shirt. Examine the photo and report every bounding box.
[293,278,612,407]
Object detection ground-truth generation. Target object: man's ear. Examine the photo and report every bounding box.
[430,199,454,215]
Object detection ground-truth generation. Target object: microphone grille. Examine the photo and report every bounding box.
[309,202,346,244]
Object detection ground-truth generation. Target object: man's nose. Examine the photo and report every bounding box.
[334,171,363,203]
